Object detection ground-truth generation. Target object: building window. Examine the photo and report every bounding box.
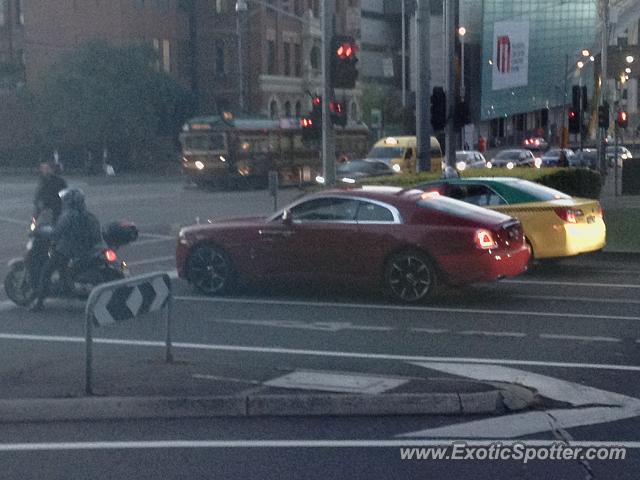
[310,46,320,70]
[16,0,23,25]
[284,101,292,117]
[294,0,302,15]
[295,101,302,117]
[270,99,279,119]
[0,0,5,26]
[284,42,291,76]
[350,101,358,121]
[267,40,276,74]
[215,43,225,75]
[294,43,302,76]
[162,39,171,73]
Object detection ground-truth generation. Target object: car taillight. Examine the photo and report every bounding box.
[554,207,583,223]
[475,229,497,249]
[104,249,117,263]
[595,205,603,218]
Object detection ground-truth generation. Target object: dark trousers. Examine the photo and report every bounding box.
[34,250,70,305]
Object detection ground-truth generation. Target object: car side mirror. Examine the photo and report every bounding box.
[282,209,293,226]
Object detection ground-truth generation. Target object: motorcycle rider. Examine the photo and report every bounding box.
[30,188,103,312]
[34,161,67,222]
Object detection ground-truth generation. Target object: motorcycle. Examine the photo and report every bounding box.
[4,210,139,307]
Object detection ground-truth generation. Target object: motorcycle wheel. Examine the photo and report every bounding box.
[4,261,36,307]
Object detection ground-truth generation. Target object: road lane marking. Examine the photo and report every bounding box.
[505,279,640,289]
[127,256,175,267]
[174,295,640,322]
[0,439,637,451]
[205,318,393,333]
[403,363,640,439]
[192,374,262,385]
[459,331,527,338]
[0,215,27,226]
[0,333,639,372]
[512,294,640,305]
[410,328,449,334]
[540,334,622,343]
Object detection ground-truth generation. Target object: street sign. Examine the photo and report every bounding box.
[84,272,174,395]
[88,274,170,326]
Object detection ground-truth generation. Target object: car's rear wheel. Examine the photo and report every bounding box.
[186,245,234,295]
[384,251,437,302]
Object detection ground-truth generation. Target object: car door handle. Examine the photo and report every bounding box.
[258,230,295,238]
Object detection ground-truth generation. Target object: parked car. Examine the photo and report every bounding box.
[522,136,549,151]
[336,159,394,183]
[491,149,539,169]
[606,146,633,167]
[176,188,530,302]
[572,148,598,169]
[455,150,491,170]
[540,148,575,167]
[414,177,606,260]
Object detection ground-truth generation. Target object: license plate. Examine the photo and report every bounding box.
[587,216,595,224]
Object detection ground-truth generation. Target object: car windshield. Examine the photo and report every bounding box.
[494,150,523,159]
[367,147,404,159]
[337,160,374,173]
[456,152,471,162]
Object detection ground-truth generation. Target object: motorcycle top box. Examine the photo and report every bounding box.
[102,222,139,248]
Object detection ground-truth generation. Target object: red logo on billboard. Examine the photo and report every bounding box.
[496,35,511,73]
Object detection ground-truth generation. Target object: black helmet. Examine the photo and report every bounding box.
[59,187,86,211]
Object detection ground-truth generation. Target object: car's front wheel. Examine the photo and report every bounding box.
[186,245,235,295]
[384,251,438,303]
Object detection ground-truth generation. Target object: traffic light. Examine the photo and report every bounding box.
[430,87,446,131]
[598,103,610,129]
[330,100,347,127]
[568,109,580,134]
[301,96,322,142]
[331,36,358,89]
[617,111,629,129]
[571,85,582,116]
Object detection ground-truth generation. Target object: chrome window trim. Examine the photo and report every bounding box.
[267,195,403,225]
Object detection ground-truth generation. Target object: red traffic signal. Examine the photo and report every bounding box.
[331,35,358,89]
[336,42,355,59]
[568,109,580,134]
[617,111,629,128]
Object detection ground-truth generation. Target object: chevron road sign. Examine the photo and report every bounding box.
[84,272,174,395]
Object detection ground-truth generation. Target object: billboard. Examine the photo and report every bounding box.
[492,21,529,90]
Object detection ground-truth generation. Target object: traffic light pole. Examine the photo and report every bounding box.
[444,0,457,169]
[322,0,336,187]
[416,0,432,172]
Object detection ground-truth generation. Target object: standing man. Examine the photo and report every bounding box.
[34,162,67,222]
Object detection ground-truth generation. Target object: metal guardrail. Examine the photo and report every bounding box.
[84,272,173,395]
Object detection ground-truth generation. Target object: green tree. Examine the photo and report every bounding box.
[37,40,194,172]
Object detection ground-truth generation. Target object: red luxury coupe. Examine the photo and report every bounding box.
[176,188,530,302]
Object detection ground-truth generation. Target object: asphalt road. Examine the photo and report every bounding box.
[0,174,639,479]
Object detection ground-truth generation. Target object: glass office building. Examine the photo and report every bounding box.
[462,0,598,144]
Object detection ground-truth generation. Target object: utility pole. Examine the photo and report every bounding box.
[416,0,432,172]
[322,0,336,187]
[444,0,457,169]
[236,0,248,112]
[401,0,407,108]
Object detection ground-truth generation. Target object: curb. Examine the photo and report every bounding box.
[0,389,529,424]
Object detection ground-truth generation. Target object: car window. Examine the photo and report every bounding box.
[355,201,395,222]
[445,184,507,206]
[506,180,571,201]
[289,197,358,222]
[371,162,391,172]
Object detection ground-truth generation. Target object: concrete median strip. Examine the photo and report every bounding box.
[0,388,527,423]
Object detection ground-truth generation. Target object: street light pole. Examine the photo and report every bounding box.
[321,0,336,187]
[236,0,248,112]
[401,0,407,108]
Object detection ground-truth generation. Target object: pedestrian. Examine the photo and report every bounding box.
[478,135,486,154]
[558,150,569,168]
[33,161,68,222]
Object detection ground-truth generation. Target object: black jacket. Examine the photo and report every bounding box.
[34,174,68,220]
[51,207,103,259]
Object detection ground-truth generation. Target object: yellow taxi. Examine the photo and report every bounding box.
[416,177,606,259]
